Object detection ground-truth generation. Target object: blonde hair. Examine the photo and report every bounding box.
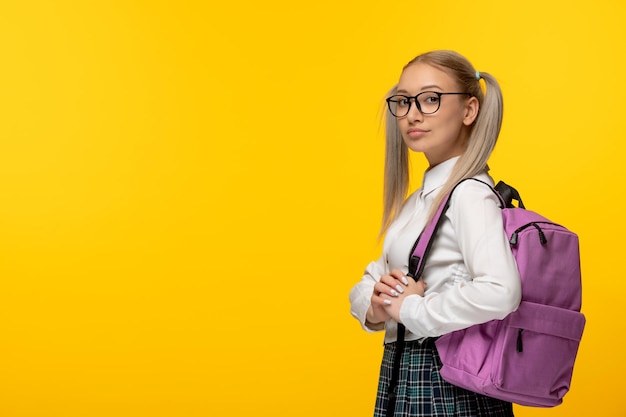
[380,50,503,237]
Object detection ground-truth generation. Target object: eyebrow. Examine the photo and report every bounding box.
[396,84,443,94]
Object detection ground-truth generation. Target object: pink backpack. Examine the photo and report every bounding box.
[410,179,585,407]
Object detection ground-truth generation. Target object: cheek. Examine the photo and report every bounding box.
[438,112,465,137]
[396,118,408,136]
[397,120,414,146]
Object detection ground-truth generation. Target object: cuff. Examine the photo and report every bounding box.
[351,300,384,333]
[399,294,424,335]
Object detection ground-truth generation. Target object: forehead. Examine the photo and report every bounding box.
[397,63,458,93]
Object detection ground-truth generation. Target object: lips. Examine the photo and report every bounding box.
[407,128,428,138]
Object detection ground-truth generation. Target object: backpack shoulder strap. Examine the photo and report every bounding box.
[408,178,507,278]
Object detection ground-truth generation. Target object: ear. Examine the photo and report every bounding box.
[462,96,479,126]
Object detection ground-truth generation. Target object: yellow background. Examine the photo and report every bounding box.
[0,0,622,416]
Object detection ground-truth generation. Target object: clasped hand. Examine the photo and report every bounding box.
[367,269,427,325]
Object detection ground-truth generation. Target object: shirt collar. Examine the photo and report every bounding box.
[421,156,460,197]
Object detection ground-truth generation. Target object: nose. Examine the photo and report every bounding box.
[406,99,423,123]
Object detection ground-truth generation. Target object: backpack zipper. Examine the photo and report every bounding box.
[509,221,559,245]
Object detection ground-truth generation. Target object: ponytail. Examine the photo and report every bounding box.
[379,84,409,238]
[426,71,503,221]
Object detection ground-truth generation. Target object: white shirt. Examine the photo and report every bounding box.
[349,157,522,344]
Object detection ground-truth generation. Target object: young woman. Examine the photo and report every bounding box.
[349,50,522,416]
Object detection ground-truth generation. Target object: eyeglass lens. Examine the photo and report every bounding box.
[388,92,442,117]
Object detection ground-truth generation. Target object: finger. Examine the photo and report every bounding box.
[379,275,402,291]
[374,282,400,297]
[389,269,410,286]
[389,269,404,280]
[379,278,405,295]
[380,293,393,306]
[371,293,393,306]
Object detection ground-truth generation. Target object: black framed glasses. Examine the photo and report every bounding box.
[386,91,471,117]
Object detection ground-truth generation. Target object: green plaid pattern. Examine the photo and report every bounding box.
[374,339,514,417]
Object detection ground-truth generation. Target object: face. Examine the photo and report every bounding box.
[395,63,478,166]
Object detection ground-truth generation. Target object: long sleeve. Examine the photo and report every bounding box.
[349,257,387,332]
[398,180,522,338]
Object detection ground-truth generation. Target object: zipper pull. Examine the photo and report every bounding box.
[510,223,548,245]
[516,329,524,353]
[531,223,547,244]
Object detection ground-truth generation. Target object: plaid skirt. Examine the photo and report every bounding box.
[374,339,514,417]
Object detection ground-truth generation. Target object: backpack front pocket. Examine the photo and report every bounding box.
[491,301,586,399]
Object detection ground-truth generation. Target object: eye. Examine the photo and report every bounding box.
[389,96,410,107]
[421,93,440,104]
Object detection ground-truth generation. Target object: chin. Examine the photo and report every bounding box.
[404,141,429,154]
